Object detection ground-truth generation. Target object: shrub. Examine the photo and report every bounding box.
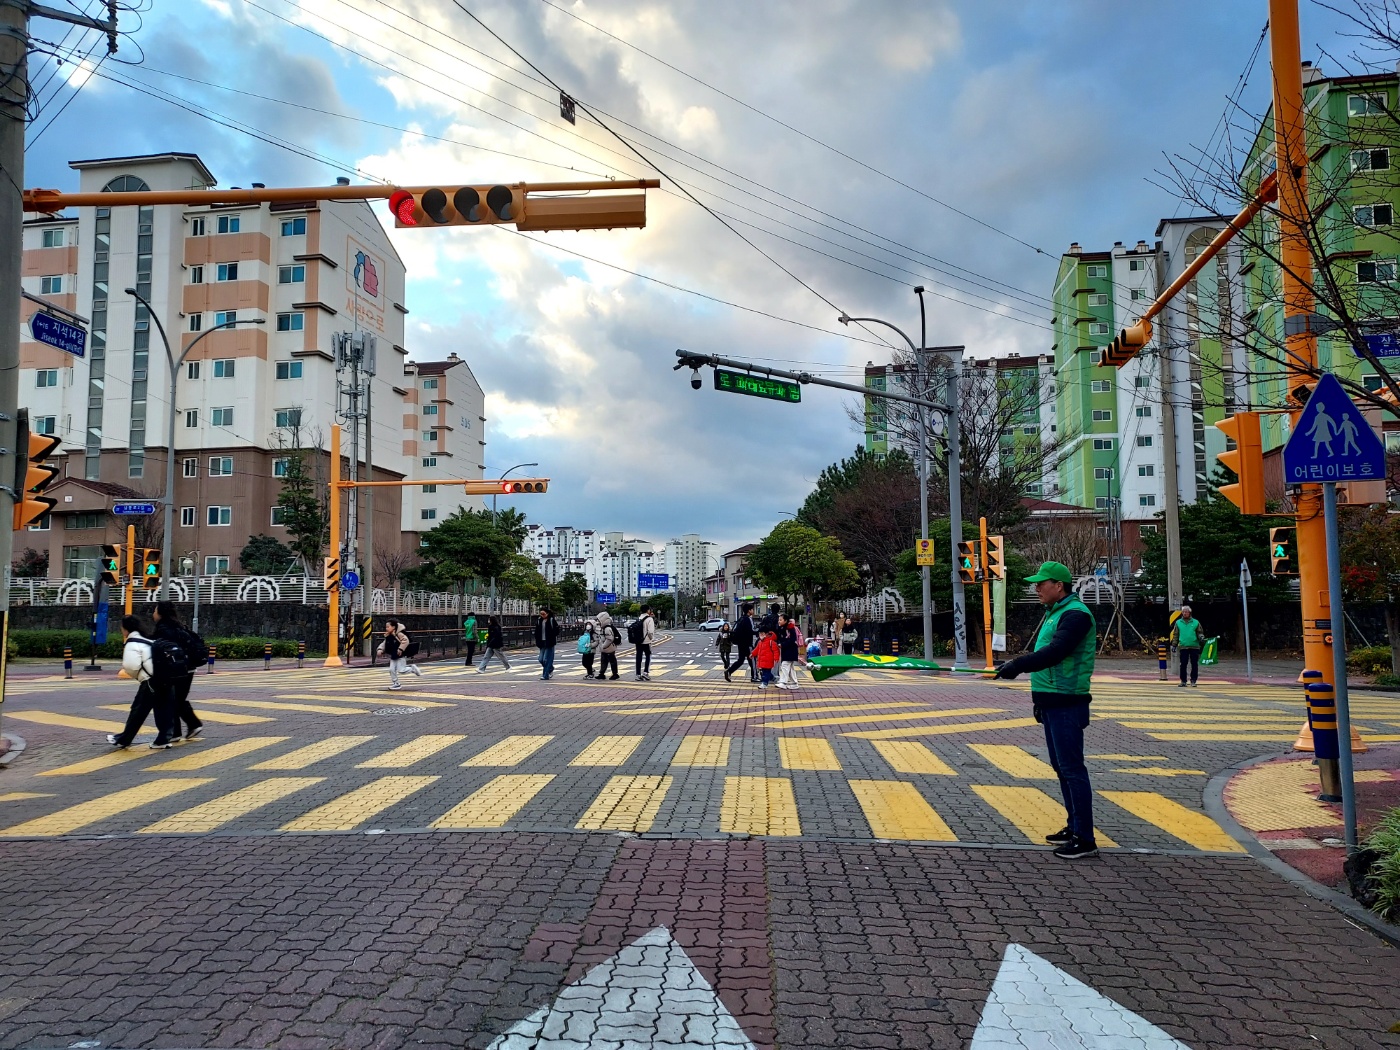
[1348,644,1393,676]
[10,629,123,660]
[1374,672,1400,690]
[1365,807,1400,922]
[206,637,302,659]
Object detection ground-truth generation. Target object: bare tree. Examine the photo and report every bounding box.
[375,545,414,589]
[1017,514,1103,577]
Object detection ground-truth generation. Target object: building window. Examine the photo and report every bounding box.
[34,415,56,435]
[214,311,240,328]
[68,512,103,530]
[422,404,438,416]
[273,457,289,477]
[1135,376,1151,388]
[422,484,437,493]
[1091,380,1111,393]
[421,508,437,521]
[28,512,50,531]
[1088,322,1110,336]
[1137,435,1153,447]
[213,359,235,378]
[1085,264,1107,278]
[1349,93,1387,116]
[1131,287,1147,300]
[422,430,436,442]
[188,313,203,333]
[1358,259,1397,283]
[280,217,307,236]
[185,409,198,428]
[423,378,438,389]
[1092,409,1113,421]
[1095,497,1111,509]
[1093,438,1114,451]
[1094,467,1114,480]
[275,361,303,380]
[1352,147,1390,172]
[271,506,287,526]
[189,265,204,284]
[422,456,437,467]
[204,555,230,574]
[180,506,195,527]
[1087,293,1108,306]
[207,506,232,526]
[274,408,300,428]
[276,312,304,331]
[183,457,197,477]
[36,369,58,387]
[278,264,305,284]
[40,275,63,294]
[42,228,64,247]
[216,215,239,234]
[209,456,233,477]
[211,407,233,427]
[216,262,238,282]
[186,362,201,380]
[190,217,206,236]
[1129,259,1147,271]
[1089,350,1103,364]
[1139,494,1157,507]
[1135,406,1152,418]
[1140,524,1159,536]
[1354,203,1393,227]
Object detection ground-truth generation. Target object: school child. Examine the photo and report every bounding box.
[753,628,780,689]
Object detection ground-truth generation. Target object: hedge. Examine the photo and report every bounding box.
[8,630,313,661]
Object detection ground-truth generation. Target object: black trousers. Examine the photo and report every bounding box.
[1179,647,1200,684]
[582,652,596,676]
[599,651,619,678]
[464,638,477,665]
[726,642,753,679]
[116,680,175,746]
[635,643,652,676]
[171,673,201,734]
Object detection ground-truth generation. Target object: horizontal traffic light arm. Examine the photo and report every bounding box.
[22,179,659,213]
[335,478,549,494]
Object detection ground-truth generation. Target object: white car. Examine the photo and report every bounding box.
[698,618,726,631]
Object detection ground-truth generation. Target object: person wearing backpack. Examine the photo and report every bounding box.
[477,616,512,672]
[631,605,655,681]
[378,619,420,690]
[463,612,478,667]
[154,600,204,741]
[579,620,599,678]
[106,615,181,749]
[725,604,757,683]
[534,607,561,680]
[595,609,621,680]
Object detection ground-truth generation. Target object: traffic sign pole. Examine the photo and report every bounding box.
[1322,482,1358,852]
[1239,558,1253,684]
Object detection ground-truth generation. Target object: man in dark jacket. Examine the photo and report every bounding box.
[994,562,1099,860]
[534,607,560,680]
[153,600,203,741]
[725,604,757,682]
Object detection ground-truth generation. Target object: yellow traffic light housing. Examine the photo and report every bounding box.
[957,540,981,583]
[496,479,548,494]
[1269,526,1298,576]
[388,184,648,233]
[13,411,61,530]
[1215,411,1265,515]
[142,548,162,590]
[100,543,123,587]
[985,535,1006,580]
[323,556,340,592]
[1102,319,1153,368]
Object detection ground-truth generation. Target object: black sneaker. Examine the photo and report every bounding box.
[185,725,204,741]
[1052,838,1099,860]
[1045,826,1074,845]
[149,739,174,750]
[106,733,128,749]
[724,670,732,682]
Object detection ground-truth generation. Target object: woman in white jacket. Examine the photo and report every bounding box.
[105,615,178,749]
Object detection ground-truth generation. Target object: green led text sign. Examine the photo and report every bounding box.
[713,368,801,403]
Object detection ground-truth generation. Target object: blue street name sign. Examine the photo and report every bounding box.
[1360,332,1400,359]
[342,570,360,591]
[30,313,87,357]
[1282,372,1386,483]
[595,591,618,605]
[637,572,670,590]
[111,502,157,516]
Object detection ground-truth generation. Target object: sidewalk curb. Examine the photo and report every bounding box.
[1204,752,1400,949]
[0,732,27,768]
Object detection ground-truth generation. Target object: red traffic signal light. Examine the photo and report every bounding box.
[391,185,522,229]
[1102,320,1153,368]
[13,410,61,530]
[497,480,548,494]
[1215,412,1265,515]
[389,190,417,225]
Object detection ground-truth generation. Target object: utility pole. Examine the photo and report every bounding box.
[945,354,968,669]
[364,379,374,620]
[1159,304,1185,610]
[914,287,934,663]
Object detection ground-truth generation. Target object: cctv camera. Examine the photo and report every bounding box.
[690,369,703,390]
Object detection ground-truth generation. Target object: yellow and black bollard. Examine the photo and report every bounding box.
[63,646,73,679]
[264,643,272,671]
[297,640,306,669]
[359,616,373,660]
[1307,680,1343,802]
[1157,639,1169,681]
[862,636,870,654]
[891,636,899,656]
[207,644,216,674]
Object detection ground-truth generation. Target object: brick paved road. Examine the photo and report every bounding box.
[0,633,1397,1048]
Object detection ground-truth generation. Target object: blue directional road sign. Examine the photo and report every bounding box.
[111,502,157,516]
[30,313,86,357]
[1282,372,1386,483]
[1360,332,1400,359]
[342,570,360,591]
[637,572,670,590]
[596,591,618,605]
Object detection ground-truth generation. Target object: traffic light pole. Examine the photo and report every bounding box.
[325,425,343,668]
[979,517,994,671]
[124,524,135,617]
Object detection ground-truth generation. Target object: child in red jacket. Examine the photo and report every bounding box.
[753,629,780,688]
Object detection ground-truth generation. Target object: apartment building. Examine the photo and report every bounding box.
[17,152,485,581]
[522,524,600,585]
[663,533,722,595]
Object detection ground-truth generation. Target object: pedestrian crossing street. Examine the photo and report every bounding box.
[0,729,1247,852]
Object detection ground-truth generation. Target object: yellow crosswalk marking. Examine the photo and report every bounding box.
[1099,791,1246,852]
[971,785,1118,847]
[149,737,289,772]
[0,792,53,802]
[251,736,376,770]
[680,702,930,723]
[576,775,673,831]
[969,744,1058,780]
[275,694,454,709]
[670,735,731,767]
[98,704,273,725]
[461,735,554,767]
[719,776,801,836]
[39,748,154,776]
[550,693,736,710]
[1,778,214,837]
[1116,721,1304,730]
[1145,733,1299,741]
[1110,767,1206,777]
[846,717,1040,740]
[432,774,555,828]
[569,735,645,766]
[849,780,956,841]
[764,706,1004,730]
[357,735,467,768]
[140,777,323,833]
[869,740,957,776]
[200,699,358,716]
[281,775,439,831]
[777,737,842,771]
[1089,754,1169,761]
[5,710,126,733]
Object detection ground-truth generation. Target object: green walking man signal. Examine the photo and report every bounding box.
[1269,527,1298,576]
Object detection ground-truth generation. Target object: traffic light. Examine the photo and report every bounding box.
[985,535,1006,580]
[100,543,123,587]
[1102,320,1153,368]
[390,185,521,228]
[957,540,981,583]
[323,555,340,592]
[1270,527,1298,575]
[388,184,648,232]
[1215,411,1265,515]
[142,548,162,590]
[497,479,548,494]
[12,410,61,530]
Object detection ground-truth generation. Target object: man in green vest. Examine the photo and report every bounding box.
[994,561,1099,860]
[463,612,478,667]
[1170,606,1202,688]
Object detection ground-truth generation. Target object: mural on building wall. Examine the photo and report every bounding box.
[346,235,386,333]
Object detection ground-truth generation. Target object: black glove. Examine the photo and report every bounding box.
[993,659,1021,680]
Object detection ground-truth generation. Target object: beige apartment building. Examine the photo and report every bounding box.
[16,152,485,583]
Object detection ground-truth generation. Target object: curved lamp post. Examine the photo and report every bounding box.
[488,461,539,613]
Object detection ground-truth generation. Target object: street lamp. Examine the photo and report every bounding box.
[125,288,265,602]
[488,460,539,613]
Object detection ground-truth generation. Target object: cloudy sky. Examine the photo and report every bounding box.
[24,0,1360,552]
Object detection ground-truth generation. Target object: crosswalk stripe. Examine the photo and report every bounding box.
[5,710,126,733]
[777,737,842,771]
[569,735,645,766]
[971,785,1118,848]
[868,740,957,776]
[461,735,554,767]
[763,707,1003,730]
[846,717,1040,740]
[670,735,731,767]
[0,778,214,837]
[681,670,709,677]
[1117,721,1305,730]
[357,735,467,769]
[1099,791,1246,852]
[849,780,956,841]
[200,699,359,716]
[969,744,1058,780]
[1145,732,1299,741]
[140,778,323,833]
[39,748,155,777]
[251,736,376,770]
[575,775,673,831]
[719,776,801,836]
[0,792,53,802]
[148,737,289,772]
[431,774,555,828]
[281,775,440,831]
[681,702,930,724]
[276,694,454,709]
[98,704,273,725]
[550,693,826,710]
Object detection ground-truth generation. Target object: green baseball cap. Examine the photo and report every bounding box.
[1025,561,1073,584]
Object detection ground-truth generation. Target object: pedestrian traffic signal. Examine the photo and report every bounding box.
[985,535,1006,580]
[1215,411,1265,515]
[12,410,61,530]
[323,556,340,592]
[1102,320,1153,368]
[1269,527,1298,575]
[957,540,981,583]
[142,549,161,589]
[100,543,123,587]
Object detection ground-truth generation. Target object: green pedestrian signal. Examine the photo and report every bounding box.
[1269,527,1297,576]
[142,548,162,590]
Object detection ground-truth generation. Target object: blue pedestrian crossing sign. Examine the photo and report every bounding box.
[1282,372,1386,482]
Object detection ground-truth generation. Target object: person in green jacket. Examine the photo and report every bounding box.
[463,613,478,667]
[1171,606,1203,687]
[994,561,1099,860]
